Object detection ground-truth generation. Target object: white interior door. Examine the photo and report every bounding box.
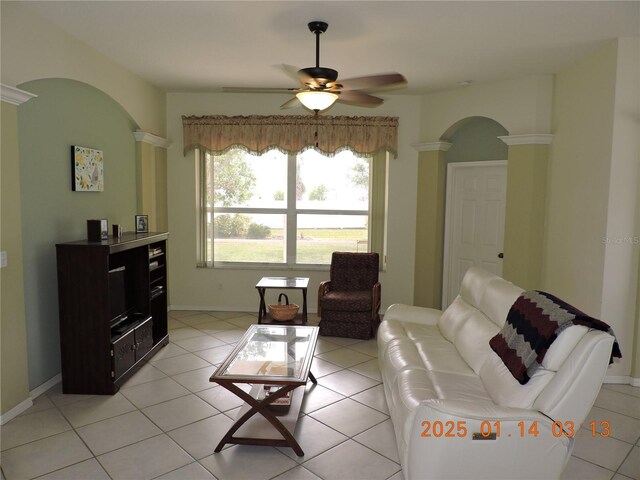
[442,161,507,307]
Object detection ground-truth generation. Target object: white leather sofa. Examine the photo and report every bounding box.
[378,267,616,480]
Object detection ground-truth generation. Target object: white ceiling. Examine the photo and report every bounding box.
[20,1,640,95]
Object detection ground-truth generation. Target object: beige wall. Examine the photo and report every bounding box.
[420,75,553,140]
[543,42,616,313]
[543,39,639,378]
[136,141,170,232]
[0,2,166,136]
[166,92,422,312]
[414,150,447,308]
[137,142,155,230]
[502,144,549,290]
[155,147,169,232]
[1,101,30,416]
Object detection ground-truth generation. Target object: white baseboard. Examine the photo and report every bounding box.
[169,305,256,313]
[0,397,33,425]
[169,305,319,314]
[30,374,62,398]
[604,375,640,386]
[0,373,62,425]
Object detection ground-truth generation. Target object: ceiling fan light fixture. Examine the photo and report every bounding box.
[296,91,338,111]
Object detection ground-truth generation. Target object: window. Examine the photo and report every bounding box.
[197,147,387,267]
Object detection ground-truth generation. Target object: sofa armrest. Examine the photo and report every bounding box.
[383,303,441,326]
[402,400,571,479]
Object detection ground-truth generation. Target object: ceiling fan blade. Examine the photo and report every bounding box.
[280,97,302,110]
[335,73,407,91]
[222,86,299,94]
[281,64,319,88]
[337,91,384,107]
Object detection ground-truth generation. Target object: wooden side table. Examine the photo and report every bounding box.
[256,276,309,325]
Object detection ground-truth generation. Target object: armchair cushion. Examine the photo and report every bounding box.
[321,290,372,312]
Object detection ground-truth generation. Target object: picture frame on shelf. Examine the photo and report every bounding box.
[135,215,148,233]
[87,219,108,241]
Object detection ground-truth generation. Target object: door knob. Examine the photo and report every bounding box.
[498,253,504,259]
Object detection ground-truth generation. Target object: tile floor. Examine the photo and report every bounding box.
[1,310,639,480]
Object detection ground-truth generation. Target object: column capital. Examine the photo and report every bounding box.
[1,84,37,106]
[133,130,171,148]
[412,141,453,152]
[498,134,553,146]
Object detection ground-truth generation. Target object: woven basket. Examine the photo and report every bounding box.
[269,293,299,321]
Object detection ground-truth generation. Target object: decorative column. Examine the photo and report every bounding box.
[133,131,171,232]
[412,141,452,308]
[498,134,553,290]
[1,84,37,421]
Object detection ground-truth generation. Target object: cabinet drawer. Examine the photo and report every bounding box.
[112,316,153,380]
[136,317,153,359]
[112,330,136,379]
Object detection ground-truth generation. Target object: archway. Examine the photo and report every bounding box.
[441,116,509,163]
[441,117,509,306]
[413,116,509,309]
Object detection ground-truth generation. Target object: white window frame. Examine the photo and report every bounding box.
[197,148,387,269]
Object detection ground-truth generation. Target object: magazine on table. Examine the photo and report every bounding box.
[258,384,292,405]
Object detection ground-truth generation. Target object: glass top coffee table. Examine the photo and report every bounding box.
[209,324,319,456]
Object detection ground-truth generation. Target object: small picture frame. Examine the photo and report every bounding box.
[135,215,148,233]
[87,219,108,241]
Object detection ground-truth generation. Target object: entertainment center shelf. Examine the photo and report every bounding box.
[56,232,169,394]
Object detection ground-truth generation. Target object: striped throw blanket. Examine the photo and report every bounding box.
[489,290,622,385]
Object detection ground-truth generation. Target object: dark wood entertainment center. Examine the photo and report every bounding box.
[56,232,169,394]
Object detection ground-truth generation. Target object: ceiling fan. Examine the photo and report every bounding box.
[223,21,407,113]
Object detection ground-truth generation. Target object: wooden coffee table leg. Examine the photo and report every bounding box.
[309,372,317,384]
[214,382,304,456]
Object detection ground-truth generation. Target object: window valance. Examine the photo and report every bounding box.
[182,115,398,158]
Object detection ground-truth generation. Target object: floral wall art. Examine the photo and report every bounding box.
[72,145,104,191]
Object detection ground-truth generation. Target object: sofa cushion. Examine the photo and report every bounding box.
[457,267,524,326]
[382,337,427,386]
[453,310,500,375]
[437,296,474,343]
[403,322,446,343]
[321,290,371,312]
[377,319,410,355]
[429,371,492,402]
[414,338,476,376]
[479,351,554,409]
[384,303,441,326]
[478,277,523,327]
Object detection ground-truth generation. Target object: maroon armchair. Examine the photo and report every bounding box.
[317,252,381,339]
